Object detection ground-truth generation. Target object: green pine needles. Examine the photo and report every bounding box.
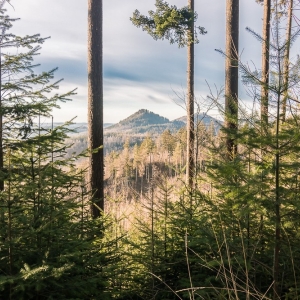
[0,5,115,299]
[131,0,206,47]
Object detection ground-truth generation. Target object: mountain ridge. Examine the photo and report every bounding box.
[66,109,221,156]
[57,109,220,136]
[105,109,185,134]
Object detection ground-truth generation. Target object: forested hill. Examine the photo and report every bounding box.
[175,113,221,128]
[66,109,220,155]
[49,110,219,136]
[105,109,185,134]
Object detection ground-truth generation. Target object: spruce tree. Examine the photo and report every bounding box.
[206,5,300,298]
[0,5,116,299]
[131,0,206,187]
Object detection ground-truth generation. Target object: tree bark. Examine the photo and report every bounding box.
[261,0,271,128]
[225,0,239,160]
[282,0,293,122]
[273,91,281,300]
[88,0,104,218]
[0,48,3,192]
[186,0,195,187]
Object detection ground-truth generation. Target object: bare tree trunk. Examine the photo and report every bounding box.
[88,0,104,218]
[282,0,293,122]
[186,0,195,187]
[273,92,281,300]
[261,0,271,128]
[0,9,6,192]
[225,0,239,160]
[0,48,3,192]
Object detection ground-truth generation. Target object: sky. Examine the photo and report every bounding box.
[4,0,278,123]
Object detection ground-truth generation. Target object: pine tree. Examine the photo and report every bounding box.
[186,0,195,188]
[88,0,104,218]
[225,0,239,159]
[261,0,271,127]
[207,4,300,298]
[131,0,206,187]
[281,0,293,121]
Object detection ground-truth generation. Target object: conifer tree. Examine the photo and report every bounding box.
[261,0,271,127]
[186,0,195,187]
[131,0,206,187]
[208,5,300,298]
[282,0,293,121]
[88,0,104,218]
[0,4,70,191]
[0,123,113,299]
[0,5,116,298]
[225,0,239,159]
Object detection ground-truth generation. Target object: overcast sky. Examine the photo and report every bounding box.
[4,1,290,123]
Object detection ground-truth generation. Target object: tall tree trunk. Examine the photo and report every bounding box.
[261,0,271,128]
[88,0,104,218]
[0,48,3,192]
[282,0,293,122]
[0,49,3,244]
[186,0,195,187]
[225,0,239,160]
[273,91,281,300]
[0,18,5,242]
[0,1,6,192]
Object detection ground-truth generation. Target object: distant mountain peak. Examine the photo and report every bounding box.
[121,109,170,124]
[175,113,220,126]
[105,109,184,134]
[107,109,169,129]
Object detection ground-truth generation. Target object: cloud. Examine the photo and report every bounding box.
[104,66,141,82]
[5,0,291,125]
[147,95,167,104]
[35,57,87,85]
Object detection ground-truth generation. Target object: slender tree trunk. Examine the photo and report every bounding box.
[195,121,199,179]
[141,171,143,198]
[261,0,271,128]
[88,0,104,218]
[273,91,281,300]
[0,53,3,192]
[225,0,239,160]
[186,0,195,187]
[0,48,4,241]
[0,0,5,194]
[282,0,293,122]
[150,182,155,294]
[259,4,271,286]
[7,149,12,300]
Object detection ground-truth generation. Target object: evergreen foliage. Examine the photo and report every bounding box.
[2,1,300,300]
[108,2,300,299]
[0,124,113,299]
[0,6,115,299]
[131,0,206,47]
